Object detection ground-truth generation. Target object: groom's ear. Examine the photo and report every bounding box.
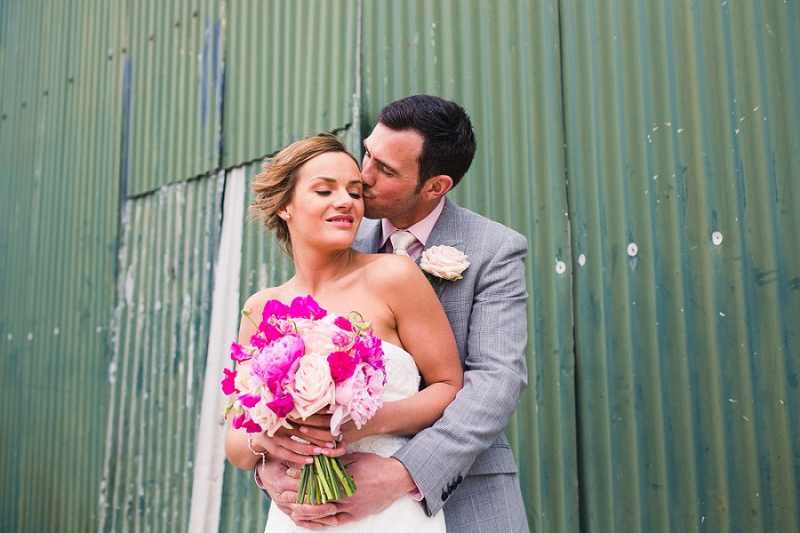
[422,175,454,199]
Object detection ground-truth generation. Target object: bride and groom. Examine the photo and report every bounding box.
[225,95,530,532]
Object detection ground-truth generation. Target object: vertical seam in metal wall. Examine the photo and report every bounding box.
[215,0,228,174]
[351,0,362,155]
[555,1,586,532]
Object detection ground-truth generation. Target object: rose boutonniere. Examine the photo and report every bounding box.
[420,245,470,283]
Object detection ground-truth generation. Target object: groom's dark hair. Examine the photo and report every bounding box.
[377,94,476,191]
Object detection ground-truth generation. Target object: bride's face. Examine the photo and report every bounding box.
[280,151,364,252]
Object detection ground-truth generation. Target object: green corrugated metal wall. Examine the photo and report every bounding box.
[1,1,798,532]
[561,0,800,531]
[0,0,121,531]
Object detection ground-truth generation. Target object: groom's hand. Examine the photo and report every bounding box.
[330,453,417,524]
[256,457,339,529]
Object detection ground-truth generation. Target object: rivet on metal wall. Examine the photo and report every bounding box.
[712,231,723,245]
[627,243,638,257]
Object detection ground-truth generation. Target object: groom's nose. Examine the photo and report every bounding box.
[361,160,376,187]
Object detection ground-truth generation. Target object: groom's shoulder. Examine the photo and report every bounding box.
[448,199,527,244]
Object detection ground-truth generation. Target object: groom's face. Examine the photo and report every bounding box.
[361,123,426,228]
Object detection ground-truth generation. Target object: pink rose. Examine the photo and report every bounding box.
[290,354,335,419]
[299,320,342,355]
[420,245,470,281]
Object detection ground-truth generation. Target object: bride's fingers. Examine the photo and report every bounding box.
[293,413,333,429]
[296,425,339,447]
[254,434,317,464]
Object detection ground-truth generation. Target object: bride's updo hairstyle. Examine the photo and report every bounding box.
[251,133,359,257]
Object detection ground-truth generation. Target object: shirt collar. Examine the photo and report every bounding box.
[380,197,445,250]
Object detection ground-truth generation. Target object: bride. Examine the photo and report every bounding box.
[224,134,463,532]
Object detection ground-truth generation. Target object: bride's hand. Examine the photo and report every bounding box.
[250,415,347,464]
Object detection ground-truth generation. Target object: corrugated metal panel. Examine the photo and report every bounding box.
[99,174,223,532]
[0,0,122,531]
[223,0,359,168]
[360,2,576,531]
[561,0,800,531]
[122,0,224,197]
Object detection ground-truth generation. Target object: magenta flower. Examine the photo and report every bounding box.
[267,392,295,418]
[221,367,238,395]
[239,391,261,408]
[288,295,327,320]
[231,410,246,430]
[262,299,290,320]
[353,335,385,371]
[242,418,263,433]
[249,334,268,350]
[333,315,353,331]
[230,342,252,363]
[327,351,356,383]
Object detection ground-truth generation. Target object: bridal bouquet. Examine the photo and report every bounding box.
[221,295,386,504]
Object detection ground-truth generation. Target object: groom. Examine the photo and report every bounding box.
[260,95,530,532]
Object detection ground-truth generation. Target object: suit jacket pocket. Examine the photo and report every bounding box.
[467,441,520,476]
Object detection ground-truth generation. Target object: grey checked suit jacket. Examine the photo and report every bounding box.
[353,197,530,533]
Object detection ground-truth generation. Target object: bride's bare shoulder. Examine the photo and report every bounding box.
[241,287,285,317]
[358,252,425,287]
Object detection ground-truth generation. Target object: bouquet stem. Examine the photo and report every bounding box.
[296,456,356,504]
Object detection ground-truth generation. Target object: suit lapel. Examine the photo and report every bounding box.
[354,218,382,253]
[423,198,465,297]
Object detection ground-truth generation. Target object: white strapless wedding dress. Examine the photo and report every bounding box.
[263,343,446,532]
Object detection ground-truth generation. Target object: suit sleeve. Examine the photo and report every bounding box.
[392,230,529,517]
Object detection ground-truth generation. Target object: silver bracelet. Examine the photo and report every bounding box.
[247,434,267,473]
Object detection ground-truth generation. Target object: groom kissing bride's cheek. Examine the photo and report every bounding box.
[225,95,529,533]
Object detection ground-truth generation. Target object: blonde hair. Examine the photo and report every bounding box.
[251,133,359,257]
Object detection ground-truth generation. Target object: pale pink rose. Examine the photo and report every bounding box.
[299,320,341,355]
[290,354,336,419]
[234,361,255,393]
[420,245,470,281]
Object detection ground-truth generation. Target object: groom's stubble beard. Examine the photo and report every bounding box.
[362,186,424,224]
